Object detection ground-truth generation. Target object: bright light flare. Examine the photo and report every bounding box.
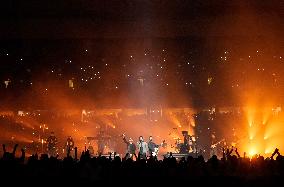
[264,136,268,140]
[249,149,257,157]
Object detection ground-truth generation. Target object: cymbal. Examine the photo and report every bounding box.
[173,137,181,140]
[87,135,111,140]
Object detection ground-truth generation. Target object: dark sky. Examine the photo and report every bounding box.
[1,1,284,109]
[0,0,283,39]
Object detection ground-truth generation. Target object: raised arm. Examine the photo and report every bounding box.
[122,133,128,144]
[12,144,18,156]
[74,147,78,160]
[123,136,129,145]
[222,147,226,160]
[21,148,25,161]
[270,148,279,160]
[228,146,234,155]
[235,148,240,158]
[2,144,6,154]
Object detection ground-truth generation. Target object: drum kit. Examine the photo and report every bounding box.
[86,130,115,155]
[174,131,197,154]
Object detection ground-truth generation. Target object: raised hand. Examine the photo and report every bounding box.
[270,148,279,159]
[235,148,240,158]
[13,144,19,154]
[2,144,6,153]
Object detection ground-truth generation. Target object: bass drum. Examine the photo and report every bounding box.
[179,144,189,154]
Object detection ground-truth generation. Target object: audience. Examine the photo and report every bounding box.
[1,144,284,186]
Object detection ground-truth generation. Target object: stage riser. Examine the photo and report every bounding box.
[164,153,199,158]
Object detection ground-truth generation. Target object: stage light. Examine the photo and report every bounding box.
[249,149,256,156]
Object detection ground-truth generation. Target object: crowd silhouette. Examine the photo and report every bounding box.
[1,144,284,186]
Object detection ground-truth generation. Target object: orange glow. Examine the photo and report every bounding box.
[249,148,256,157]
[265,149,272,154]
[239,100,284,156]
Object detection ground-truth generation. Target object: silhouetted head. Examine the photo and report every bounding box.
[149,136,153,141]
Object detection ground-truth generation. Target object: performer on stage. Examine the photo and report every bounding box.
[188,135,196,152]
[65,136,74,155]
[47,131,58,157]
[148,136,165,157]
[122,134,136,159]
[97,130,107,155]
[97,138,104,155]
[86,141,94,156]
[209,132,224,158]
[148,136,158,155]
[137,136,148,159]
[180,131,190,153]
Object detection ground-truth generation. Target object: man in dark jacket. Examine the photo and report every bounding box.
[148,136,158,156]
[47,132,57,157]
[65,136,75,156]
[122,134,136,159]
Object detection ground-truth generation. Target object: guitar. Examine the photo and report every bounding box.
[210,139,225,149]
[152,140,166,156]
